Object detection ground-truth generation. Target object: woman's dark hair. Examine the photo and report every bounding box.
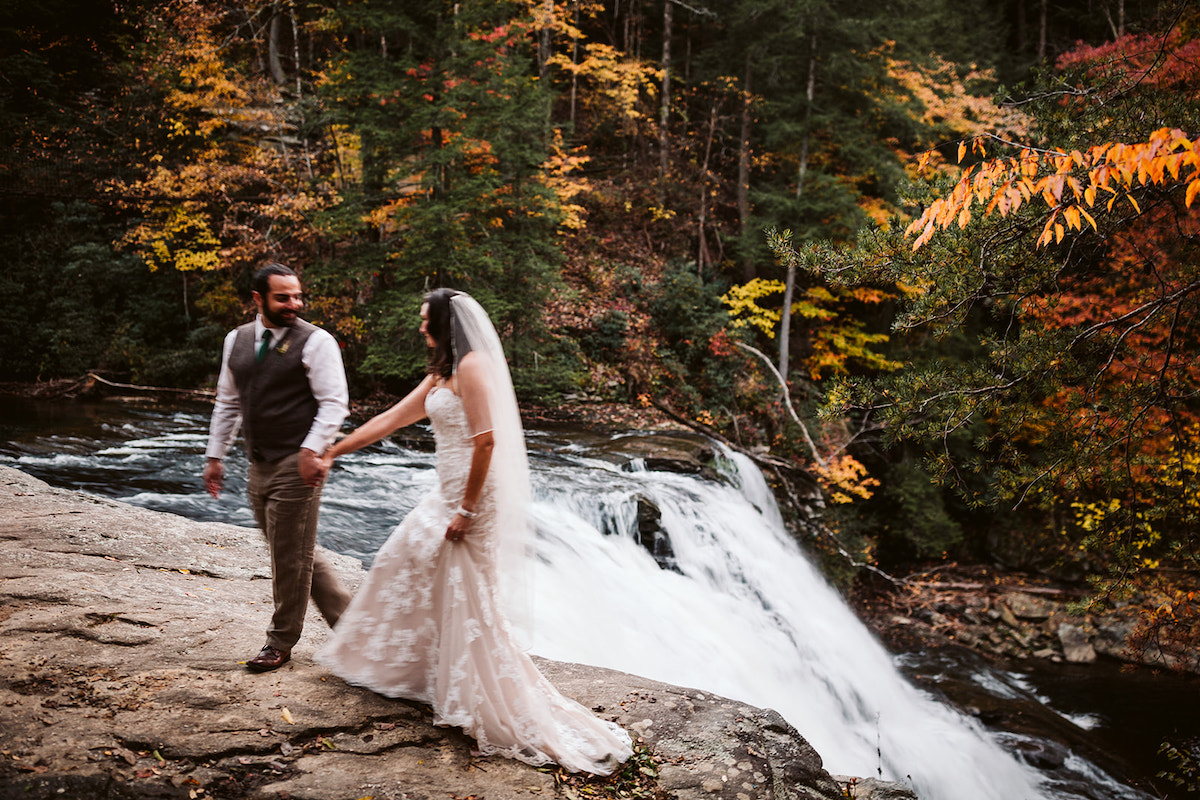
[424,288,462,379]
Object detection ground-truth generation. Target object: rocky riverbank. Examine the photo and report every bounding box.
[0,465,913,800]
[852,566,1192,674]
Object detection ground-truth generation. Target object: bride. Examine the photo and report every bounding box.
[315,288,633,775]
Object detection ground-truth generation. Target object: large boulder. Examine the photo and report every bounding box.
[0,465,877,800]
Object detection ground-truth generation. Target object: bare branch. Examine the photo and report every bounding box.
[734,341,825,466]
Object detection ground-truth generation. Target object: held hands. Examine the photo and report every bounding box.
[298,448,329,488]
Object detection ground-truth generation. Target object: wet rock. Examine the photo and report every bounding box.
[597,432,726,482]
[1003,593,1055,621]
[1057,623,1097,664]
[831,775,919,799]
[1093,617,1135,661]
[633,494,679,572]
[1013,739,1069,770]
[997,600,1021,629]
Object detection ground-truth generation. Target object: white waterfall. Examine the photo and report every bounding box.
[524,445,1049,800]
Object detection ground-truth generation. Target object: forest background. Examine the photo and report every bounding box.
[1,0,1198,669]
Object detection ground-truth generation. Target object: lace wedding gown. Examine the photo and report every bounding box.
[318,386,633,774]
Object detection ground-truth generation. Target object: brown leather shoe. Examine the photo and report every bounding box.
[246,645,290,672]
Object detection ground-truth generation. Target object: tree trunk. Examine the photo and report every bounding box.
[289,1,301,97]
[778,264,796,391]
[780,31,818,383]
[267,7,288,86]
[659,0,673,184]
[182,271,190,325]
[1016,0,1028,55]
[570,1,580,126]
[362,128,384,197]
[697,102,719,272]
[1103,0,1125,38]
[433,126,446,198]
[540,0,553,79]
[1038,0,1047,62]
[737,54,754,282]
[793,32,817,201]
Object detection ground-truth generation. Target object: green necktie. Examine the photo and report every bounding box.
[256,330,273,363]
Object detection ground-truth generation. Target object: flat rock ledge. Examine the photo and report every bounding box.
[0,466,915,800]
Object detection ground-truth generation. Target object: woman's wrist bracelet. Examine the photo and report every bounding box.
[456,506,477,519]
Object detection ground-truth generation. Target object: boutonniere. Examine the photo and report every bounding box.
[276,339,291,355]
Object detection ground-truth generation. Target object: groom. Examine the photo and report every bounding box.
[203,262,352,672]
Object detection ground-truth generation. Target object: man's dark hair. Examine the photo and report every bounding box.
[425,287,463,379]
[252,263,298,296]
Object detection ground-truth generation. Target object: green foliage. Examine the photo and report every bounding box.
[316,0,568,392]
[878,458,965,560]
[579,310,630,361]
[1158,740,1200,794]
[645,263,736,403]
[0,201,206,383]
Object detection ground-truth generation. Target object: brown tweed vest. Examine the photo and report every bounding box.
[229,319,319,463]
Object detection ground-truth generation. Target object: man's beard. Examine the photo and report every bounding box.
[263,306,296,328]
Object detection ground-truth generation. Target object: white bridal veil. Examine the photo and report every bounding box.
[449,293,534,642]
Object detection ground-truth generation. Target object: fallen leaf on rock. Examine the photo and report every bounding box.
[281,707,294,724]
[115,748,138,765]
[279,742,294,756]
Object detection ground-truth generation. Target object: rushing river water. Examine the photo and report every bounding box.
[2,397,1196,800]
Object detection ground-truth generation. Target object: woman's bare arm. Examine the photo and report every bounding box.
[445,354,495,541]
[326,375,436,461]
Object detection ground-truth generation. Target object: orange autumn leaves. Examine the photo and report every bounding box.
[905,127,1200,250]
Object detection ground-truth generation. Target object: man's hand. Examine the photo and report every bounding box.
[203,458,225,498]
[298,448,327,488]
